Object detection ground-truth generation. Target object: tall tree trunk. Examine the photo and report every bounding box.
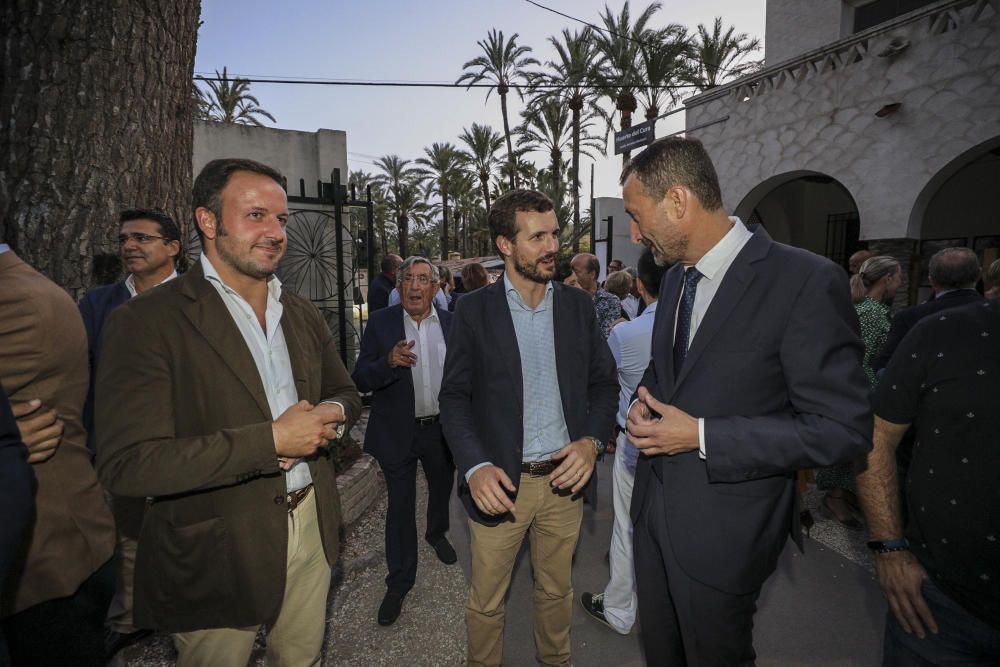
[453,205,459,254]
[498,85,516,190]
[398,213,409,257]
[480,173,491,212]
[571,103,582,253]
[1,0,201,298]
[440,189,449,259]
[617,91,638,170]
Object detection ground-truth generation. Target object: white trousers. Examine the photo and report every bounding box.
[602,430,638,634]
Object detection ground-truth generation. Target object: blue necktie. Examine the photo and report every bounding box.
[673,267,703,379]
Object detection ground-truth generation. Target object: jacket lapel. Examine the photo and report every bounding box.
[551,283,574,418]
[278,299,311,402]
[654,265,683,398]
[179,263,273,419]
[671,226,770,395]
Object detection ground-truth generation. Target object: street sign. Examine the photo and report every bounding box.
[614,119,655,155]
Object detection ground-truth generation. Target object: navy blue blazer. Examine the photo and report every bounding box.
[353,304,452,466]
[0,387,35,596]
[440,279,619,525]
[78,281,131,452]
[631,225,873,594]
[367,273,395,313]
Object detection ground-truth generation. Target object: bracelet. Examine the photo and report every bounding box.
[866,538,909,553]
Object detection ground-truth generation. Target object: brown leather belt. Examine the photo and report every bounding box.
[286,485,313,513]
[521,460,557,477]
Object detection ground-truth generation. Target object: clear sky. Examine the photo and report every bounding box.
[195,0,766,202]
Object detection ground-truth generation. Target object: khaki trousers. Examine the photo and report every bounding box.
[173,489,331,667]
[466,474,583,667]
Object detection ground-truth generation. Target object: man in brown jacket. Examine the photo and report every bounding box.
[0,244,117,666]
[96,158,362,666]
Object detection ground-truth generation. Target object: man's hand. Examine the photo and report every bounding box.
[388,340,417,368]
[549,439,597,492]
[626,387,699,456]
[272,401,339,463]
[313,401,346,426]
[12,399,64,464]
[876,550,938,639]
[469,465,516,516]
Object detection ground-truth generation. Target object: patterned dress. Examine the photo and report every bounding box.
[817,297,892,493]
[593,289,623,340]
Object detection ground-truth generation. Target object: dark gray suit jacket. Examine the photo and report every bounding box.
[631,225,873,594]
[440,278,619,525]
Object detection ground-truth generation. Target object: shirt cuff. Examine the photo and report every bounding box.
[698,418,706,459]
[320,400,347,439]
[465,461,491,483]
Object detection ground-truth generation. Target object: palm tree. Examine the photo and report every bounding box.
[199,67,276,126]
[385,181,429,258]
[457,123,505,213]
[685,17,762,91]
[534,28,608,250]
[374,155,420,256]
[518,100,604,192]
[638,25,690,121]
[192,83,212,120]
[416,142,463,259]
[593,2,662,166]
[457,29,539,189]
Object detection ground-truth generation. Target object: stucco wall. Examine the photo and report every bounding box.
[193,121,349,191]
[765,0,846,66]
[686,0,1000,241]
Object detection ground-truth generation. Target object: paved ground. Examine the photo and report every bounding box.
[120,447,887,666]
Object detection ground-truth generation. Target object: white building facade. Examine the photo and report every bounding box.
[684,0,1000,304]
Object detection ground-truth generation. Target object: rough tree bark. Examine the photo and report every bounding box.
[0,0,201,297]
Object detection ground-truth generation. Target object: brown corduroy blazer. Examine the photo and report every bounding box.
[95,261,361,632]
[0,251,116,616]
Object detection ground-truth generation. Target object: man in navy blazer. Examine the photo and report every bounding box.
[77,208,180,656]
[621,138,873,665]
[352,256,456,627]
[440,190,618,666]
[367,254,402,313]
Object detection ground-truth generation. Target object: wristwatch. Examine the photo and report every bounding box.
[584,436,606,456]
[866,538,909,553]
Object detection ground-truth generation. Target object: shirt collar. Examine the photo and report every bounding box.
[0,244,9,255]
[200,253,283,302]
[639,300,658,317]
[503,272,553,310]
[124,268,178,297]
[403,305,439,326]
[693,216,753,281]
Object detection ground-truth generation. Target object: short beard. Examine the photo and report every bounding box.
[513,251,555,284]
[643,235,686,267]
[215,220,281,279]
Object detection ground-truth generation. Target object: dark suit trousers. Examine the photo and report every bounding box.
[1,556,114,667]
[634,472,760,667]
[381,421,455,593]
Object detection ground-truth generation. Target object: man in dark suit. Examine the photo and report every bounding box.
[871,247,983,374]
[621,137,873,665]
[77,208,181,656]
[368,254,403,312]
[353,255,457,627]
[440,189,618,666]
[96,158,361,666]
[0,387,34,665]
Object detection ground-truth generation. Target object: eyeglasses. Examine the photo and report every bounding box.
[118,232,170,245]
[400,274,432,285]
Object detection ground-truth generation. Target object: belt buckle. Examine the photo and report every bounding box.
[528,461,549,476]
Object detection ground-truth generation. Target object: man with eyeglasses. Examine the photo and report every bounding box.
[353,256,457,626]
[75,208,181,658]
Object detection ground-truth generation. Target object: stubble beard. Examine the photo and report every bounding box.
[215,221,283,279]
[513,250,555,284]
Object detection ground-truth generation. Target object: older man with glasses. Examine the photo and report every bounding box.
[353,256,458,626]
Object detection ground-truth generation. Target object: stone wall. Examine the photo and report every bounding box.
[685,0,1000,242]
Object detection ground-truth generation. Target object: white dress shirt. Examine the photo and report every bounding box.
[200,254,311,492]
[609,301,658,429]
[621,294,640,320]
[677,217,754,457]
[124,269,178,297]
[403,307,446,418]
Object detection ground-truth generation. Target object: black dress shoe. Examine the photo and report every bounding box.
[430,538,458,564]
[378,589,406,626]
[581,592,616,631]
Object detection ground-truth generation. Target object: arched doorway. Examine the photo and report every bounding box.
[734,171,861,270]
[909,137,1000,302]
